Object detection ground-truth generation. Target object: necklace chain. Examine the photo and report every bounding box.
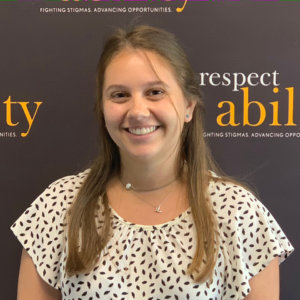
[120,177,178,213]
[124,177,178,192]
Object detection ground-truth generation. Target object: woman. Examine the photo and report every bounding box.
[11,25,293,300]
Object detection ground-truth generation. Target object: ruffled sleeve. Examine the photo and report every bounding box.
[10,171,88,290]
[209,180,294,299]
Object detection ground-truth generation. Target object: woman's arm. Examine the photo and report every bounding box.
[17,248,62,300]
[244,257,279,300]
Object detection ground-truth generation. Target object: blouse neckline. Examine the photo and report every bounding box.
[109,205,192,230]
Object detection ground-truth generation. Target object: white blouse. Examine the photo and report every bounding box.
[11,169,294,300]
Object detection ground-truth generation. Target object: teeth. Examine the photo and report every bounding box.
[128,126,157,135]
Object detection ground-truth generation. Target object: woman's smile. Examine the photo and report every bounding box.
[126,126,159,136]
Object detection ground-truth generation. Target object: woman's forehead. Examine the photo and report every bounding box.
[103,49,180,88]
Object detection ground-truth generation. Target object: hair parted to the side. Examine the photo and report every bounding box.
[66,25,222,282]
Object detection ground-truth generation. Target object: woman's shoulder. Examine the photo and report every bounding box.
[207,175,282,237]
[11,168,91,231]
[28,168,92,212]
[207,174,259,215]
[47,168,90,191]
[207,174,278,242]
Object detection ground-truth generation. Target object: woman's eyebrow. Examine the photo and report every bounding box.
[105,85,127,93]
[105,81,170,93]
[146,80,170,89]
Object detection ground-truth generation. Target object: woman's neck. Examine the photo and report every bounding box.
[120,155,179,191]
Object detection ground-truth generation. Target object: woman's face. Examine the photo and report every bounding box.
[102,49,195,164]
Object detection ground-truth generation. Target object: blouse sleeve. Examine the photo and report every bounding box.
[211,181,294,299]
[10,173,83,290]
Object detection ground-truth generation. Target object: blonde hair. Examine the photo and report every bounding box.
[66,25,221,282]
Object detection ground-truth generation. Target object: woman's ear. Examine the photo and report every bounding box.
[184,98,197,123]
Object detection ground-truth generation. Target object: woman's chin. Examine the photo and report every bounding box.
[129,152,158,162]
[121,147,161,163]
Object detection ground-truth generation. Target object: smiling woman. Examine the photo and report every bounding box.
[11,25,293,300]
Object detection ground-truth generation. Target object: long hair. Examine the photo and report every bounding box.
[66,25,220,282]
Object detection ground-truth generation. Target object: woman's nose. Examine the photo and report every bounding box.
[127,95,150,120]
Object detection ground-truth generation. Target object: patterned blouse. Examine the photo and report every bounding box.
[11,169,294,300]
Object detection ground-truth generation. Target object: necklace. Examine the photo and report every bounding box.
[120,177,178,213]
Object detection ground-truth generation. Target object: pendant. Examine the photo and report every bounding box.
[154,205,163,213]
[125,183,132,190]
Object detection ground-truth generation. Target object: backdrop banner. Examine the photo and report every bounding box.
[2,1,299,299]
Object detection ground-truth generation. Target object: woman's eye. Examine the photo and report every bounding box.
[110,92,129,102]
[147,89,165,99]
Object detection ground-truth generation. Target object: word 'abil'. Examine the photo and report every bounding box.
[1,96,42,137]
[217,87,296,127]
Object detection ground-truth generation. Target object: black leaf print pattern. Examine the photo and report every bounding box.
[11,170,294,300]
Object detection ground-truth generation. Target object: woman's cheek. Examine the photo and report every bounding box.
[104,104,122,125]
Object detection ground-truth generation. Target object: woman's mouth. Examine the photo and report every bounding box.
[126,126,159,136]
